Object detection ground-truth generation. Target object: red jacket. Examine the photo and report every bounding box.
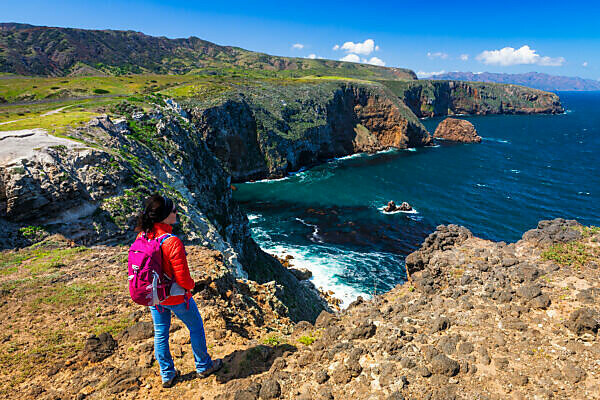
[137,222,195,305]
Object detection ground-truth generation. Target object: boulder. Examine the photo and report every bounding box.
[565,308,599,335]
[118,321,154,342]
[81,332,117,363]
[434,118,481,143]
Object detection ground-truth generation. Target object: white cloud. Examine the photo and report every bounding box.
[292,43,304,50]
[340,54,361,63]
[333,39,378,55]
[476,45,565,67]
[339,53,386,66]
[307,54,317,59]
[460,54,469,61]
[416,70,446,78]
[427,51,448,60]
[583,61,588,67]
[366,57,385,66]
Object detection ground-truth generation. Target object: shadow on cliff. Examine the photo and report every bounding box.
[211,343,297,383]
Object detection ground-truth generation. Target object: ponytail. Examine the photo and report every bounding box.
[135,193,173,233]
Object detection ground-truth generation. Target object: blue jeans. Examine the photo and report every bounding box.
[149,297,213,382]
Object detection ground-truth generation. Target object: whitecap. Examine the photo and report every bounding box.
[510,169,520,174]
[577,191,591,196]
[247,176,289,184]
[247,214,262,221]
[406,148,417,152]
[483,137,510,144]
[263,244,399,307]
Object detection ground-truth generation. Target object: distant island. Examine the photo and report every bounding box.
[430,71,600,91]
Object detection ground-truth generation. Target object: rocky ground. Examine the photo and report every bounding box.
[1,218,598,399]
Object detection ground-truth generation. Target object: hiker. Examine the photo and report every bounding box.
[133,193,222,388]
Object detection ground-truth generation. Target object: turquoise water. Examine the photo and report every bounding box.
[234,92,600,305]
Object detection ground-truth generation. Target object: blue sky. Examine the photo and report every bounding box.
[4,0,600,79]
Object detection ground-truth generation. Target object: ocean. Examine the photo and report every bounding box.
[233,92,600,306]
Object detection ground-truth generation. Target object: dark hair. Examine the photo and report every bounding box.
[135,193,174,233]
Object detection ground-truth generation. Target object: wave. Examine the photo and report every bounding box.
[295,217,323,243]
[482,137,510,144]
[246,176,289,184]
[262,244,402,307]
[247,214,262,221]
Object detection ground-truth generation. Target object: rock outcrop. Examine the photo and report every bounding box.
[433,118,481,143]
[228,219,599,399]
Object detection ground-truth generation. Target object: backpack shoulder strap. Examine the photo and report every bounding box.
[157,233,175,246]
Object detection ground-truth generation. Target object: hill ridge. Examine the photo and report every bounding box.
[0,23,416,80]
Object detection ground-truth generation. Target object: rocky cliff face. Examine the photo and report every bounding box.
[383,80,564,118]
[0,104,327,322]
[188,81,431,181]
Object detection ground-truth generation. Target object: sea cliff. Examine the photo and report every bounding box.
[0,79,566,322]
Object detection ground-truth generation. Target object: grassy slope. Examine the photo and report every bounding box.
[0,72,411,135]
[0,23,415,80]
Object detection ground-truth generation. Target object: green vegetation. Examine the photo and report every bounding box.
[0,240,88,276]
[18,225,47,240]
[541,227,599,268]
[263,334,284,346]
[297,335,316,346]
[0,24,415,80]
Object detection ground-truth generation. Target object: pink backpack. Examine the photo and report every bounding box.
[128,233,174,306]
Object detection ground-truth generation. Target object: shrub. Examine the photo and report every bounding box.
[93,88,110,94]
[263,335,283,346]
[297,335,315,346]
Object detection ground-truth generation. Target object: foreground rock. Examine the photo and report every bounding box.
[231,219,599,399]
[434,118,481,143]
[2,218,598,399]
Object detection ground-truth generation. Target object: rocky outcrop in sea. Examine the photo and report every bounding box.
[433,118,481,143]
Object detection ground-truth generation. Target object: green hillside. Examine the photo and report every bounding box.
[0,23,416,80]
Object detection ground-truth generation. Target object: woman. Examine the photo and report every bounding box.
[135,193,223,388]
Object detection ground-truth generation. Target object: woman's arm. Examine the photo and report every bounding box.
[163,236,195,291]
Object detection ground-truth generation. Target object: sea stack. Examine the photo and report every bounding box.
[434,118,482,143]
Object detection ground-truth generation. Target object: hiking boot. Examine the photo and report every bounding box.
[162,369,180,388]
[198,359,223,378]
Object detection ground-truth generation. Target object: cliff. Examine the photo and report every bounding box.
[0,104,327,323]
[186,80,431,181]
[382,80,564,118]
[2,219,598,399]
[431,71,600,92]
